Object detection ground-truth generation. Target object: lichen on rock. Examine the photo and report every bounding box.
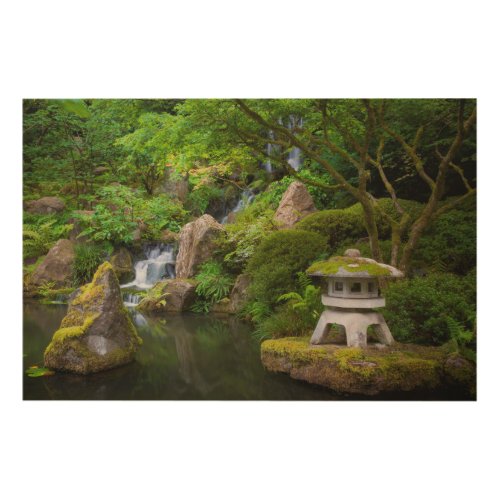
[44,261,142,374]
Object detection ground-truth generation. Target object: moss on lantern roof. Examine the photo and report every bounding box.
[307,256,401,278]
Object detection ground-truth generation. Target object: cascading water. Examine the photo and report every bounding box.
[287,115,303,171]
[220,189,255,224]
[122,292,143,307]
[122,243,177,290]
[263,115,303,173]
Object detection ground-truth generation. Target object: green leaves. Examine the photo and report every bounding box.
[193,261,234,313]
[26,366,55,377]
[52,99,91,118]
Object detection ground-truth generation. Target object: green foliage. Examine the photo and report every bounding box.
[383,270,476,346]
[241,300,272,323]
[253,273,322,341]
[25,366,55,377]
[218,210,276,273]
[72,243,110,286]
[74,185,187,244]
[411,205,476,275]
[23,219,73,259]
[246,229,328,308]
[444,316,476,362]
[186,183,224,216]
[295,207,365,251]
[192,261,235,313]
[76,204,136,244]
[139,195,188,236]
[296,199,423,253]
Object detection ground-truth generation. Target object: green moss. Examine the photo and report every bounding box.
[45,313,99,356]
[260,337,468,395]
[261,337,329,363]
[307,256,391,276]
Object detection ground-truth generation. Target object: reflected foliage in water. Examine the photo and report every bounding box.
[23,303,336,400]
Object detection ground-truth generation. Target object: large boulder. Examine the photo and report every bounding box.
[25,196,66,215]
[274,181,316,228]
[175,214,224,278]
[137,279,197,313]
[31,239,75,288]
[44,262,142,374]
[110,247,135,283]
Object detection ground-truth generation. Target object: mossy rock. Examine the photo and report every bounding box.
[136,278,197,313]
[44,262,142,374]
[261,337,475,397]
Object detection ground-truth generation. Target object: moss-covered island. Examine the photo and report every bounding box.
[44,262,142,374]
[261,337,476,398]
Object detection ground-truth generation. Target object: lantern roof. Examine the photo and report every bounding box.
[307,249,404,279]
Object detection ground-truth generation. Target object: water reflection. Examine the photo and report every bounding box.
[24,303,337,400]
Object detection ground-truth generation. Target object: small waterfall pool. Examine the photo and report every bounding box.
[122,243,176,290]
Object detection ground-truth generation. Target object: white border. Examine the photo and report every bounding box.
[2,1,499,499]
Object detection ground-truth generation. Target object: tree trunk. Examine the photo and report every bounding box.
[360,199,382,262]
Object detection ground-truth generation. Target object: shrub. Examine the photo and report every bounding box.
[295,208,365,250]
[192,261,235,313]
[139,195,188,237]
[411,207,476,275]
[72,243,110,286]
[76,204,136,245]
[76,186,188,244]
[218,210,277,274]
[296,198,423,252]
[246,229,328,307]
[383,270,476,346]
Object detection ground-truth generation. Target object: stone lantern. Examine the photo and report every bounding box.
[306,249,403,348]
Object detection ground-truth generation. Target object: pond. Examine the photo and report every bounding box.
[23,302,340,400]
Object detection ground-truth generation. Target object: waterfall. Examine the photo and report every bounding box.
[121,243,176,290]
[220,189,255,224]
[122,292,143,307]
[287,115,303,171]
[263,115,303,173]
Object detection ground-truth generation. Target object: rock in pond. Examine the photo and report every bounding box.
[25,196,66,214]
[31,239,75,288]
[274,181,316,228]
[44,262,142,374]
[175,214,224,278]
[261,337,476,398]
[137,279,197,313]
[110,247,134,283]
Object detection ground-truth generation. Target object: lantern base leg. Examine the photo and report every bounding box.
[310,308,394,348]
[372,314,395,346]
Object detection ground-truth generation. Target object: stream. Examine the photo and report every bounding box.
[23,302,338,400]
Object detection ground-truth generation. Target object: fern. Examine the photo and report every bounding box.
[194,261,234,307]
[23,221,73,258]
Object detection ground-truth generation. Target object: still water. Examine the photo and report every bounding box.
[23,303,338,400]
